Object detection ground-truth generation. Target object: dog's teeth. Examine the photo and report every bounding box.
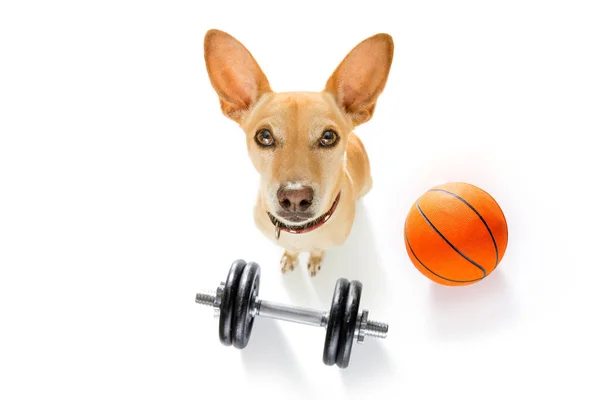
[324,215,330,221]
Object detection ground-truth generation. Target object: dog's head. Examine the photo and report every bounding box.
[204,29,393,229]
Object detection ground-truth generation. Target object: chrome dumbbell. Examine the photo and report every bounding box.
[195,259,388,368]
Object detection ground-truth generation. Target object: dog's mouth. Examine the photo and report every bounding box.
[268,192,341,236]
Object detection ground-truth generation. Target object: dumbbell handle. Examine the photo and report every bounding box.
[196,289,388,340]
[256,300,328,327]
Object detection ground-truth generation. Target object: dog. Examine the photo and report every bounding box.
[204,29,393,276]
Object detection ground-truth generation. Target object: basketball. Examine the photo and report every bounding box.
[404,182,508,286]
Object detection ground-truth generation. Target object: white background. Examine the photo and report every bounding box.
[1,1,599,399]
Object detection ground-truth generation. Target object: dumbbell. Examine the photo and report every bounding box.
[195,259,389,368]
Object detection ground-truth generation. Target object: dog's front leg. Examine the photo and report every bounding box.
[280,250,299,274]
[308,250,324,277]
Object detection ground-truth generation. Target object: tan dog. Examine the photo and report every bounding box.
[204,29,393,276]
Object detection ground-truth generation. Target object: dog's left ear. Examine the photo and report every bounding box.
[324,33,394,126]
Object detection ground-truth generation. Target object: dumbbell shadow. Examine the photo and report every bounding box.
[340,339,395,386]
[240,317,310,389]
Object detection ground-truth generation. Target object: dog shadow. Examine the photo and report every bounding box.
[427,270,518,340]
[310,201,390,312]
[241,318,310,392]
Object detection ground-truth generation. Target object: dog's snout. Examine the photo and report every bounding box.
[277,185,314,212]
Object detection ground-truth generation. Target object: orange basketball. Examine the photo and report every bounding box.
[404,182,508,286]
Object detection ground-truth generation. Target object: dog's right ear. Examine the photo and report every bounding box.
[204,29,272,123]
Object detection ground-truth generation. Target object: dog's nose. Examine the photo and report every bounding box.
[277,185,314,212]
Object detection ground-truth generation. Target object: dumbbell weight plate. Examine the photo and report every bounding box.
[336,280,362,368]
[322,278,349,366]
[232,262,261,349]
[218,259,247,346]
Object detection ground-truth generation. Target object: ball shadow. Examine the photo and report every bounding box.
[240,318,310,392]
[427,270,518,340]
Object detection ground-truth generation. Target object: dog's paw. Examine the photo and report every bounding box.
[307,251,324,277]
[280,252,298,274]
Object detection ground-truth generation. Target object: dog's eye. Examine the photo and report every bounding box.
[255,129,275,147]
[319,130,338,147]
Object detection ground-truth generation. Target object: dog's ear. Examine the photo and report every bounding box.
[204,29,272,123]
[324,33,394,126]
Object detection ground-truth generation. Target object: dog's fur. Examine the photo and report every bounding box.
[204,29,393,276]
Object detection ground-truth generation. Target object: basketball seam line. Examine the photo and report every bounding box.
[416,203,487,277]
[428,188,499,268]
[405,230,483,284]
